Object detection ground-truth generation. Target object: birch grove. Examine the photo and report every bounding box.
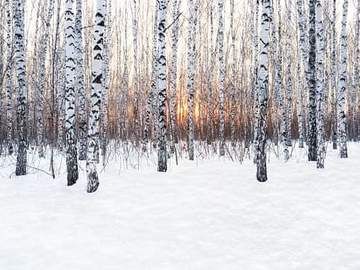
[0,0,358,190]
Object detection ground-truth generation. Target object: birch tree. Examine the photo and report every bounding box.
[256,0,271,182]
[331,0,337,149]
[156,0,167,172]
[308,0,317,161]
[337,0,349,158]
[169,0,181,154]
[315,0,325,168]
[284,1,292,160]
[75,0,87,161]
[14,0,28,176]
[229,0,236,146]
[187,0,198,160]
[64,0,79,185]
[5,0,14,155]
[355,0,360,141]
[296,0,308,149]
[100,0,110,165]
[87,0,107,193]
[218,0,225,156]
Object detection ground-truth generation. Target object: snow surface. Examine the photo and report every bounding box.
[1,143,360,269]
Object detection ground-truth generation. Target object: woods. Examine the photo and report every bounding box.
[0,0,359,191]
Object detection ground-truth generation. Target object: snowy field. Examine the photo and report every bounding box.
[1,143,360,269]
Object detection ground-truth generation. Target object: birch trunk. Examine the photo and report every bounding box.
[169,0,181,154]
[64,0,79,185]
[296,0,308,149]
[230,0,236,147]
[218,0,225,156]
[87,0,107,193]
[156,0,167,172]
[337,0,349,158]
[5,0,14,155]
[256,0,271,182]
[187,0,198,160]
[315,0,325,168]
[308,0,317,161]
[75,0,87,161]
[331,0,337,149]
[14,0,28,176]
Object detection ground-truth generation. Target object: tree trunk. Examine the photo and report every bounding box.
[187,0,198,160]
[87,0,107,193]
[65,0,79,185]
[156,0,167,172]
[169,0,181,154]
[14,0,28,176]
[256,0,271,182]
[308,0,317,161]
[218,0,225,156]
[337,0,349,158]
[5,0,14,155]
[76,0,87,161]
[315,0,325,168]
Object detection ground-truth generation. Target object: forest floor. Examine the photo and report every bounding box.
[1,143,360,269]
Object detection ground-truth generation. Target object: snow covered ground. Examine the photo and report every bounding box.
[1,143,360,269]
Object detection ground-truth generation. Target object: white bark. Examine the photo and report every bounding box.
[14,0,28,176]
[256,0,271,182]
[169,0,181,154]
[156,0,167,172]
[64,0,79,185]
[87,0,107,193]
[308,0,317,161]
[5,0,14,155]
[315,0,325,168]
[187,0,199,161]
[296,0,307,148]
[337,0,349,158]
[218,0,225,156]
[75,0,87,161]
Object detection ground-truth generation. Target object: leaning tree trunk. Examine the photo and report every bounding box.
[64,0,79,185]
[168,0,181,154]
[307,0,317,161]
[156,0,167,172]
[315,0,325,168]
[256,0,271,182]
[14,0,28,176]
[87,0,107,193]
[337,0,349,158]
